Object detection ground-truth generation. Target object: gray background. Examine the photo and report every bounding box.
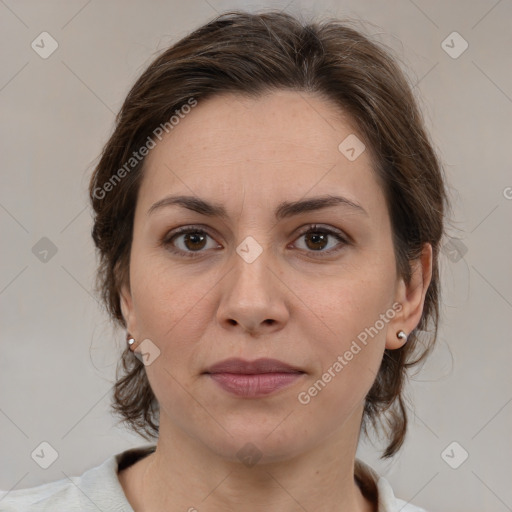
[1,1,511,511]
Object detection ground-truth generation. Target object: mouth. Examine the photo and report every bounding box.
[203,358,306,398]
[205,357,305,375]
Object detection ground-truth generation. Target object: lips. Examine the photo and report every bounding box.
[204,357,305,375]
[204,358,305,397]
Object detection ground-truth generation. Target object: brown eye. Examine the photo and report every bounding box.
[163,227,220,257]
[303,232,329,251]
[181,231,208,251]
[293,225,349,256]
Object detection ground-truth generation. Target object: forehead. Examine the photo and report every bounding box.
[146,90,363,164]
[139,90,384,219]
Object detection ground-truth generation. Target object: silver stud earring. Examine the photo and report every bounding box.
[127,336,136,347]
[396,330,407,342]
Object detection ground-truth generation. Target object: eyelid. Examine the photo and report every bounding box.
[163,224,217,241]
[293,223,350,243]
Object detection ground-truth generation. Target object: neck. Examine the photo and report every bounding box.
[132,414,375,512]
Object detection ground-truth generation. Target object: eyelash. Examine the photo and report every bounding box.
[161,224,350,259]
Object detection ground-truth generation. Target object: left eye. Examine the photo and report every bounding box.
[292,226,348,254]
[165,229,219,254]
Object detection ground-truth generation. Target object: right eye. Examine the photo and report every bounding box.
[162,226,221,258]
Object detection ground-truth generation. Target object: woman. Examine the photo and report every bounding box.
[1,10,448,512]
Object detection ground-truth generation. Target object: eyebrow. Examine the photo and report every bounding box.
[147,194,368,219]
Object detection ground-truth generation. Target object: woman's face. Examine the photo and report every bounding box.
[121,90,414,462]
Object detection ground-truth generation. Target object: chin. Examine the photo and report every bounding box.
[195,420,313,466]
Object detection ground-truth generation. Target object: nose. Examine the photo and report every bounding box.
[216,245,290,336]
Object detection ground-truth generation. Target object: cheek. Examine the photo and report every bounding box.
[130,250,211,332]
[129,253,225,381]
[292,255,396,342]
[290,260,395,402]
[129,259,215,425]
[294,283,389,421]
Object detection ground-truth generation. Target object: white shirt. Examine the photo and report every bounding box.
[0,444,427,511]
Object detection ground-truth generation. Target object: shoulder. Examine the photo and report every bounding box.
[0,446,155,512]
[394,497,429,512]
[355,458,430,512]
[0,477,95,511]
[376,475,429,512]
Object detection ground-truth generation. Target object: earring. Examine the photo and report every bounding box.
[396,330,408,342]
[127,334,136,347]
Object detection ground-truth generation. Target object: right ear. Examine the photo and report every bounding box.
[120,282,138,339]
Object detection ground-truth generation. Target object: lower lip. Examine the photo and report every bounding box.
[207,372,304,397]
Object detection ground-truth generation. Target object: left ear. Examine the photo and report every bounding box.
[386,243,433,350]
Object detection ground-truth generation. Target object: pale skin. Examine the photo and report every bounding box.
[117,90,433,512]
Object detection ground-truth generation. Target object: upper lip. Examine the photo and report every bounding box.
[204,358,304,375]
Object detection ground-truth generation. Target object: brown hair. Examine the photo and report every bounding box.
[89,10,449,458]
